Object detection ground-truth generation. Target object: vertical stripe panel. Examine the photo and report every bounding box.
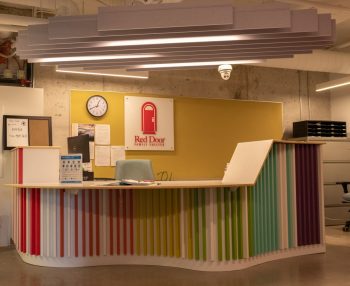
[201,189,207,261]
[224,188,230,260]
[194,189,199,260]
[130,190,134,255]
[216,188,222,261]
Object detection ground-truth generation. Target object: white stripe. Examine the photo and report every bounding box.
[40,189,44,256]
[67,190,71,257]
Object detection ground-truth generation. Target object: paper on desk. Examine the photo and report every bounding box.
[95,145,111,166]
[89,141,95,159]
[110,146,125,166]
[95,124,110,145]
[82,161,93,172]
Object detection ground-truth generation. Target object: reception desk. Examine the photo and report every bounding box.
[8,140,324,271]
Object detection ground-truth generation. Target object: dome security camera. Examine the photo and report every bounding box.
[218,64,232,80]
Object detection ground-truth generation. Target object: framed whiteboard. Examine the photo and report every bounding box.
[2,115,52,150]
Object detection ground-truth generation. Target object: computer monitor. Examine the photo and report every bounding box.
[67,134,90,163]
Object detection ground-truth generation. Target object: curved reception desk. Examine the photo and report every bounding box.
[9,140,324,271]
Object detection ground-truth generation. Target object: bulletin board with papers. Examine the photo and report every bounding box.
[2,115,52,150]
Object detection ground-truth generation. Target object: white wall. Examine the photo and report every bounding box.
[0,86,44,246]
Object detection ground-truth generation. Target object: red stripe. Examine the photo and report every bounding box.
[60,189,64,257]
[123,190,127,255]
[18,148,23,184]
[82,191,86,257]
[109,191,113,255]
[130,190,134,255]
[89,190,93,256]
[96,190,100,256]
[36,189,41,255]
[75,193,78,257]
[116,190,120,255]
[30,189,35,255]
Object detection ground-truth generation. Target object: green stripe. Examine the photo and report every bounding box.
[237,188,243,259]
[286,144,294,248]
[167,189,173,257]
[262,160,267,254]
[231,189,238,259]
[201,189,207,261]
[224,188,230,260]
[194,189,199,260]
[272,144,279,250]
[217,188,223,261]
[248,186,254,257]
[173,189,181,257]
[187,190,193,259]
[256,172,262,255]
[147,190,154,256]
[267,150,273,253]
[154,189,161,256]
[160,190,167,256]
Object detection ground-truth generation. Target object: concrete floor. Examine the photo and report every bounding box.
[0,226,349,286]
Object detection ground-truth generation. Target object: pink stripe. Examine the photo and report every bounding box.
[75,194,78,257]
[60,189,64,257]
[36,189,41,255]
[116,190,120,255]
[20,189,24,252]
[123,190,127,255]
[96,190,100,256]
[18,149,23,184]
[30,189,35,255]
[130,190,134,255]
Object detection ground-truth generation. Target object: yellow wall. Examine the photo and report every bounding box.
[70,90,283,180]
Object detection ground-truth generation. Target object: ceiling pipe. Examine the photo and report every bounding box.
[249,50,350,75]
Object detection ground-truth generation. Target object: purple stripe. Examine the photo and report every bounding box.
[295,144,320,246]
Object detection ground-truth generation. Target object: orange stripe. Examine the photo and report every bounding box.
[96,190,100,256]
[89,190,93,256]
[75,193,78,257]
[109,191,113,255]
[60,189,64,257]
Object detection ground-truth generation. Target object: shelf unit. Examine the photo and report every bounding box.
[293,120,347,138]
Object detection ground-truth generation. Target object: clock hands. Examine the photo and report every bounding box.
[89,99,101,110]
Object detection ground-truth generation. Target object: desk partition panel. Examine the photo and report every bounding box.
[11,141,325,271]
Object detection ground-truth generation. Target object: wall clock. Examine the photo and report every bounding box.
[86,95,108,117]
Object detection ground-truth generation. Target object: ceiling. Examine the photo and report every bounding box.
[1,0,350,75]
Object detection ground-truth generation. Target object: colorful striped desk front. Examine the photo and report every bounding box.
[9,141,325,271]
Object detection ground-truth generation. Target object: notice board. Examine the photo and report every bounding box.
[70,90,283,180]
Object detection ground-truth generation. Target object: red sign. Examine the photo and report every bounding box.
[141,102,157,134]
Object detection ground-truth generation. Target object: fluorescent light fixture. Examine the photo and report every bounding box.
[30,54,159,63]
[56,67,149,79]
[101,35,250,48]
[316,75,350,92]
[135,59,262,69]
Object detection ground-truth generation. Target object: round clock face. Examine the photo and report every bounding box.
[86,95,108,117]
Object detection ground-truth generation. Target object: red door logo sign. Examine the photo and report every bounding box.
[141,102,157,134]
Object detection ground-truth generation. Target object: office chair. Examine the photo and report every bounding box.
[336,182,350,232]
[115,159,155,181]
